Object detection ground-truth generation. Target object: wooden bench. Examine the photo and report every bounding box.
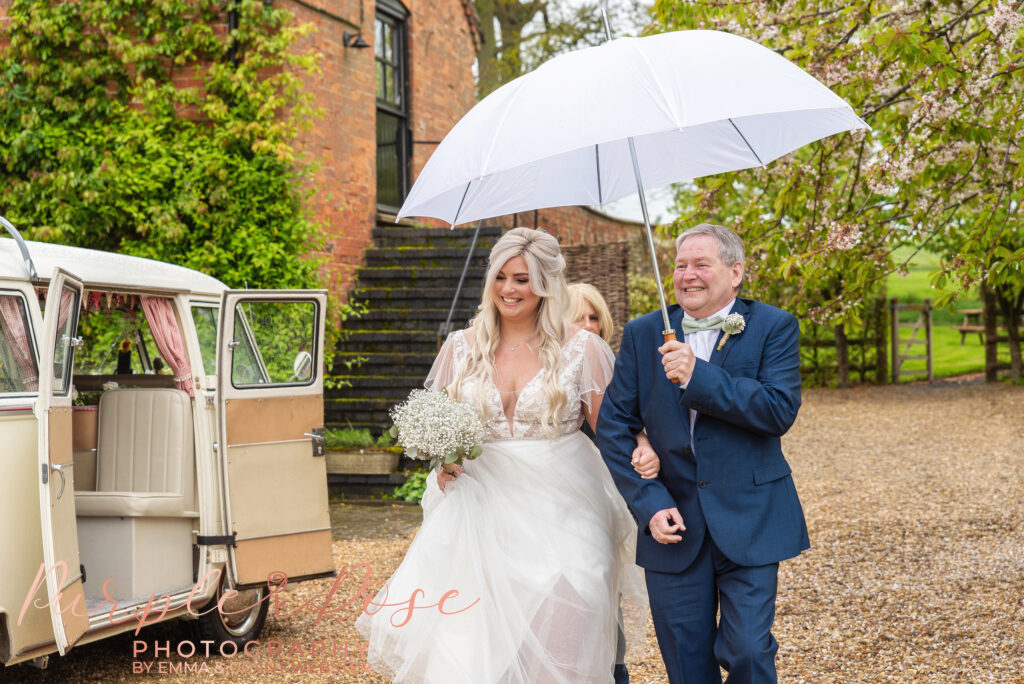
[955,308,984,345]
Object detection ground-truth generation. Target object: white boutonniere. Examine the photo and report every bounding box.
[716,313,746,351]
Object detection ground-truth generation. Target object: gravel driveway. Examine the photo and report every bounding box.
[4,381,1022,683]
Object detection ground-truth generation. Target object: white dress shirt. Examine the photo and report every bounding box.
[681,299,736,448]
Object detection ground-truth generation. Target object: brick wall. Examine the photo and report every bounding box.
[282,0,480,296]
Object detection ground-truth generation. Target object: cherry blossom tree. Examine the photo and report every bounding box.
[652,0,1023,379]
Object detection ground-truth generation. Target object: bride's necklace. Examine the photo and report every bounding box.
[504,332,538,352]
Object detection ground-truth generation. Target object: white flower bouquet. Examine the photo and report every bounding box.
[388,389,484,472]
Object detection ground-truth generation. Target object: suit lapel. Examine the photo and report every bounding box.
[709,298,751,369]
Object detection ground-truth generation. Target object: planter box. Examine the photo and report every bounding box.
[326,448,400,475]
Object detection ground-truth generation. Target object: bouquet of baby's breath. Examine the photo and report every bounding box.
[388,389,484,473]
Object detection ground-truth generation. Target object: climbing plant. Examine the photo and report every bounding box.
[0,0,325,292]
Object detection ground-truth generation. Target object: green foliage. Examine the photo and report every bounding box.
[324,427,392,450]
[627,273,665,319]
[0,0,324,291]
[388,470,428,504]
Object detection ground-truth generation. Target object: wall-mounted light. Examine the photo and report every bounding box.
[343,30,370,49]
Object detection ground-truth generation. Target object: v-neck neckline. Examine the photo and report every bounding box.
[495,365,544,438]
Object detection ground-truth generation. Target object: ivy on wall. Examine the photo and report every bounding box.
[0,0,325,292]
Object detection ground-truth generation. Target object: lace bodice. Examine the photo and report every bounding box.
[425,327,615,442]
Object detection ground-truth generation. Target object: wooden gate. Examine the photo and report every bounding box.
[889,298,933,383]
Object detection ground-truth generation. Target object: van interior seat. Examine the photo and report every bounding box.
[75,388,196,518]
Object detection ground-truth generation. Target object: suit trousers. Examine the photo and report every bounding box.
[645,534,779,684]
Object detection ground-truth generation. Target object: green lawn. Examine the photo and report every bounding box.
[886,247,1007,381]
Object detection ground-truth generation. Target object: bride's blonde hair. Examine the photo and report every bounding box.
[451,227,568,438]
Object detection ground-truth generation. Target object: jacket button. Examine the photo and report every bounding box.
[698,480,707,488]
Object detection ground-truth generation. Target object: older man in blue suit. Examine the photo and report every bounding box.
[598,223,808,684]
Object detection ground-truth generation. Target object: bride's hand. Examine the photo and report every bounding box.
[632,433,660,479]
[437,464,464,492]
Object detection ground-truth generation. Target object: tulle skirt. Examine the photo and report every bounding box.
[355,431,647,683]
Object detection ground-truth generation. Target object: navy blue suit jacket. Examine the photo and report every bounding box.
[597,299,810,572]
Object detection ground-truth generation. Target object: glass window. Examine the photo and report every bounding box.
[231,300,318,388]
[51,285,80,395]
[76,306,159,376]
[0,292,38,393]
[375,4,409,210]
[191,305,219,377]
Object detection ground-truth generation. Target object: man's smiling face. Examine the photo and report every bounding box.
[672,234,744,319]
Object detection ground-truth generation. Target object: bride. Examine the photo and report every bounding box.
[356,228,650,683]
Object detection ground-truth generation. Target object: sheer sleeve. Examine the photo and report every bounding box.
[578,331,616,411]
[424,330,468,391]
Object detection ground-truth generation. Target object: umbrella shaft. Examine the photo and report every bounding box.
[627,137,673,333]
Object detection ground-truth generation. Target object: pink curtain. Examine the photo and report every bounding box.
[0,295,39,390]
[140,297,194,397]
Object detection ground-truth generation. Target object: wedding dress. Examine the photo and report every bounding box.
[356,327,646,683]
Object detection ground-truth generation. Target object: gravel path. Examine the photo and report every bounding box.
[5,381,1022,683]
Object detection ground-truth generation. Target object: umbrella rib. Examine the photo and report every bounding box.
[451,181,472,227]
[728,118,765,167]
[595,144,603,205]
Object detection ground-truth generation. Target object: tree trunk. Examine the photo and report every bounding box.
[475,0,499,97]
[834,323,849,388]
[983,286,999,382]
[996,286,1023,381]
[874,296,888,385]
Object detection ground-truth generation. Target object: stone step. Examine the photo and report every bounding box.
[343,308,477,332]
[340,330,442,354]
[325,398,398,427]
[331,352,436,377]
[332,382,423,399]
[349,287,483,307]
[362,246,490,269]
[334,375,425,390]
[371,225,503,248]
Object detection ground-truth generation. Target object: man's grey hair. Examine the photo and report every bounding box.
[674,223,745,268]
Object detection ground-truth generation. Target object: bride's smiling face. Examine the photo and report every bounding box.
[491,256,541,323]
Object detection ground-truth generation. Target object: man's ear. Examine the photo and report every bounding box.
[731,262,744,290]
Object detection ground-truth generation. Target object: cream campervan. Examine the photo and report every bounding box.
[0,219,333,669]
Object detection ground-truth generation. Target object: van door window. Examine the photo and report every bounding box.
[0,292,38,392]
[231,300,317,387]
[50,286,80,395]
[191,305,219,377]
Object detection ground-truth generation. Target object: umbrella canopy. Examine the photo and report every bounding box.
[397,29,867,226]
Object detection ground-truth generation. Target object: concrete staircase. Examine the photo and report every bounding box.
[326,223,504,435]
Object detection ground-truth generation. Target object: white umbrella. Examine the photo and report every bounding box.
[398,29,868,333]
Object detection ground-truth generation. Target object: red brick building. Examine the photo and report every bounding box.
[280,0,638,295]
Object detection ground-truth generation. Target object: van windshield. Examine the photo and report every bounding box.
[0,292,38,393]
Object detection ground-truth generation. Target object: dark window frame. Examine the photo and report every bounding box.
[375,0,410,212]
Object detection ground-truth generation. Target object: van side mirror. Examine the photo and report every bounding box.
[290,350,313,382]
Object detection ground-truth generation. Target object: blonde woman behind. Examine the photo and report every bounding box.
[568,282,614,343]
[357,228,648,683]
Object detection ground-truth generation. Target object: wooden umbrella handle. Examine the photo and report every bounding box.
[663,330,680,384]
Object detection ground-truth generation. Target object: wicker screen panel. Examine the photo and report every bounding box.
[562,241,630,352]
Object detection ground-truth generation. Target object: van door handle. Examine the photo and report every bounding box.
[304,429,326,457]
[46,461,74,500]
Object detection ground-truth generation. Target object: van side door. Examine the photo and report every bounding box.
[215,290,334,587]
[35,268,89,654]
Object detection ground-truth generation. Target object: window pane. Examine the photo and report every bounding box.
[76,306,159,377]
[231,300,317,387]
[376,61,385,100]
[0,293,38,393]
[375,19,385,59]
[191,305,219,377]
[383,22,392,61]
[376,111,401,208]
[51,286,79,395]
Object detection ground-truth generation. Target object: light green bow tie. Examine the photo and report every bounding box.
[680,315,724,335]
